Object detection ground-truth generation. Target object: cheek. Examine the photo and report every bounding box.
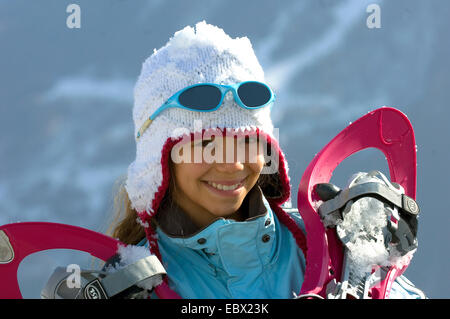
[173,163,209,188]
[247,154,265,175]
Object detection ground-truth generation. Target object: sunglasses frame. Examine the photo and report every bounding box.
[136,81,275,140]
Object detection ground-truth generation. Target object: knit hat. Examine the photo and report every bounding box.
[125,21,300,253]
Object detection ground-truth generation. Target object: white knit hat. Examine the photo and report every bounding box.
[125,21,291,223]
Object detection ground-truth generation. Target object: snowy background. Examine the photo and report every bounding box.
[0,0,448,298]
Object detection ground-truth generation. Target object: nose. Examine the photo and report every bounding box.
[214,160,245,174]
[214,136,246,172]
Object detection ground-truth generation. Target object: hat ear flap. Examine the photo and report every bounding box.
[257,172,284,199]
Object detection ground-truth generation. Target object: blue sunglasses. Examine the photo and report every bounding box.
[136,81,275,140]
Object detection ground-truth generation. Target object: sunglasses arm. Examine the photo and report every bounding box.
[150,102,172,120]
[136,102,172,140]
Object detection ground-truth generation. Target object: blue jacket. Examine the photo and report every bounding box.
[140,187,425,299]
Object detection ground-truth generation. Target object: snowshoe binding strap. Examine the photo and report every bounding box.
[317,171,419,254]
[41,255,166,299]
[318,181,419,218]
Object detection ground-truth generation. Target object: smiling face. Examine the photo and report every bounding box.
[170,133,265,228]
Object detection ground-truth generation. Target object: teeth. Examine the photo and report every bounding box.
[207,181,241,191]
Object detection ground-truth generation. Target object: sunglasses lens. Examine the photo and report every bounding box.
[237,82,272,108]
[178,85,222,110]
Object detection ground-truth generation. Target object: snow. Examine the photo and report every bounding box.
[103,244,163,292]
[337,197,390,276]
[333,171,416,278]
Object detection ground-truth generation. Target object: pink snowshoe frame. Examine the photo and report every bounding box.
[0,222,179,299]
[297,107,417,298]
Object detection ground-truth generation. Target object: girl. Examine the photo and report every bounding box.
[107,21,425,299]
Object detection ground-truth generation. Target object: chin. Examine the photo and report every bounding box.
[208,205,240,218]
